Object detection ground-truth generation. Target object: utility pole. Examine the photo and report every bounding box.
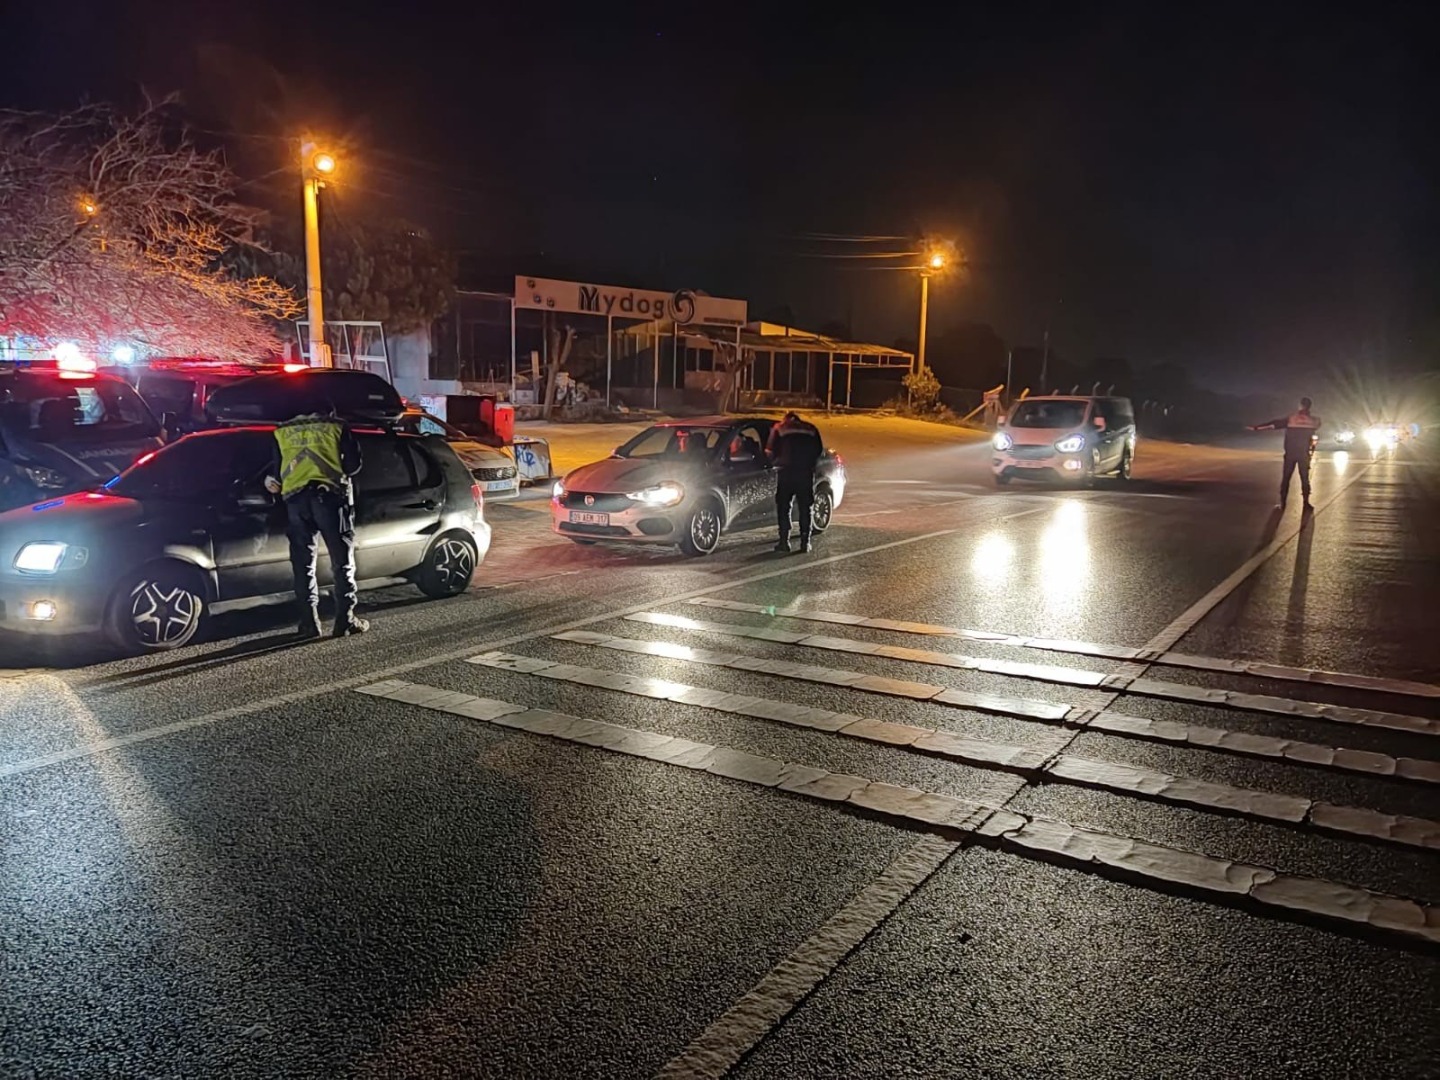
[1040,327,1050,391]
[918,272,931,374]
[300,141,337,367]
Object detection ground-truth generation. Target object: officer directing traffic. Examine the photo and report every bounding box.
[766,411,825,553]
[1249,396,1321,511]
[265,406,367,638]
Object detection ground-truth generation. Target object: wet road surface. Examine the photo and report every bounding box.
[2,424,1436,1078]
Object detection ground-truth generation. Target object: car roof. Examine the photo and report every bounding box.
[652,415,769,427]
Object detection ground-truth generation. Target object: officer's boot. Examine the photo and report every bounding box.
[298,606,322,640]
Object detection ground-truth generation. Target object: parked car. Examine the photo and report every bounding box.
[1,360,164,513]
[396,408,518,497]
[0,425,490,651]
[100,358,296,435]
[550,417,847,556]
[991,395,1137,486]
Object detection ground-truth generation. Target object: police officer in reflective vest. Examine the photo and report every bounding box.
[1249,396,1322,511]
[766,411,825,553]
[265,411,366,637]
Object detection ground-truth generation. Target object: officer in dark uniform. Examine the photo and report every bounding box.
[765,411,825,553]
[1249,396,1322,511]
[265,408,367,637]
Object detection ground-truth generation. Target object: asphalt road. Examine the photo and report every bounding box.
[2,422,1437,1079]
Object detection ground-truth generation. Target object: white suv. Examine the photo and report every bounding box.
[991,395,1136,486]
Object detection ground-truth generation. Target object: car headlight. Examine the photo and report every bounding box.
[14,541,69,574]
[626,482,685,507]
[552,479,566,499]
[1335,430,1354,444]
[992,432,1013,451]
[21,465,69,490]
[1054,434,1087,454]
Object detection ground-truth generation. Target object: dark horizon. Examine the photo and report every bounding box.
[3,1,1433,396]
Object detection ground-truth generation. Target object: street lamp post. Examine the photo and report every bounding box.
[301,143,337,368]
[917,250,946,375]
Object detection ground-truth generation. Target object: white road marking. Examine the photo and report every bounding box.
[0,519,1046,781]
[469,648,1440,850]
[626,612,1440,738]
[688,598,1440,700]
[549,628,1439,785]
[353,679,1440,950]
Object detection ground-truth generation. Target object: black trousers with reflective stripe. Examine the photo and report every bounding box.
[286,485,358,619]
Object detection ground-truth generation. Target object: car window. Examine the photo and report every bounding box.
[356,436,415,493]
[726,424,766,461]
[404,441,442,489]
[0,375,161,443]
[110,433,271,501]
[617,426,724,458]
[137,375,197,419]
[1008,400,1089,429]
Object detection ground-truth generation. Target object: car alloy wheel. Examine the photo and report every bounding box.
[116,569,206,651]
[811,488,834,533]
[1117,448,1133,481]
[419,534,477,598]
[681,503,721,556]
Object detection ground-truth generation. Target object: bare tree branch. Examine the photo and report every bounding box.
[0,100,301,360]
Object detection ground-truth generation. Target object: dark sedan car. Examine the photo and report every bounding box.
[0,425,490,651]
[550,417,847,555]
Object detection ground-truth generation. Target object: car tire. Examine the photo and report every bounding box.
[106,562,208,652]
[417,531,478,598]
[1116,447,1133,481]
[679,500,723,557]
[993,472,1011,487]
[811,486,834,533]
[569,538,597,546]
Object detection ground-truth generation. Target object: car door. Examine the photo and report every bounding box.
[1092,399,1121,470]
[208,432,293,601]
[721,422,776,524]
[351,433,443,580]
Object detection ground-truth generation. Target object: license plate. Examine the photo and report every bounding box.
[570,511,609,525]
[1014,460,1046,468]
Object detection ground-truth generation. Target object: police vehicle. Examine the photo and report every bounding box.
[1,354,164,514]
[0,369,490,652]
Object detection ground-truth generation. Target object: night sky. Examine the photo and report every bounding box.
[3,2,1432,392]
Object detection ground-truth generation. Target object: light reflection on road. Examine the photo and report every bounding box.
[966,499,1093,633]
[1038,499,1091,621]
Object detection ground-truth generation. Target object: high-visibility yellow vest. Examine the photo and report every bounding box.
[275,415,346,498]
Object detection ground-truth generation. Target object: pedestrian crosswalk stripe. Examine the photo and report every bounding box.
[629,611,1440,739]
[545,629,1440,786]
[687,597,1440,700]
[468,648,1440,851]
[355,679,1440,948]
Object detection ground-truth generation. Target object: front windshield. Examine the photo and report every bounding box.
[110,432,273,501]
[1008,400,1089,430]
[615,426,724,459]
[0,374,161,443]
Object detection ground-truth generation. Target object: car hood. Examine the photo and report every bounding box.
[0,491,145,550]
[564,456,705,492]
[1005,427,1080,447]
[449,440,514,470]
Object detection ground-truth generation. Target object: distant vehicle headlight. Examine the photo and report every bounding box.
[14,541,68,574]
[1335,429,1355,444]
[552,479,567,499]
[992,432,1013,451]
[1054,434,1087,454]
[1364,426,1397,450]
[626,482,685,507]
